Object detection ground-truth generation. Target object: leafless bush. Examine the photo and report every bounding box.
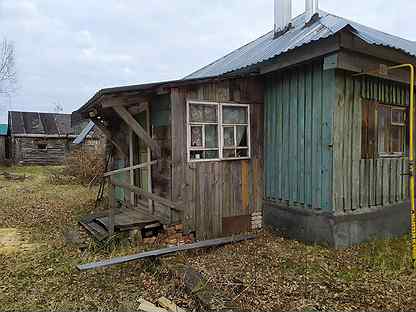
[0,39,17,96]
[63,149,105,184]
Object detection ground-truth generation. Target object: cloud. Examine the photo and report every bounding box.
[0,0,415,123]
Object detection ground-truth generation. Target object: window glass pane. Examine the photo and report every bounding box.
[190,150,204,160]
[191,126,203,147]
[190,104,204,122]
[204,105,218,123]
[392,109,405,124]
[223,149,236,158]
[391,126,404,153]
[189,104,217,123]
[236,126,248,147]
[378,106,388,154]
[223,106,248,124]
[205,150,219,159]
[205,125,218,148]
[223,127,235,147]
[237,149,249,158]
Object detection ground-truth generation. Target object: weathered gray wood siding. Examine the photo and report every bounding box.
[11,137,70,165]
[333,73,410,213]
[171,78,264,239]
[0,136,6,162]
[264,61,335,211]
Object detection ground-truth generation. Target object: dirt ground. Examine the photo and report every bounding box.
[0,165,415,311]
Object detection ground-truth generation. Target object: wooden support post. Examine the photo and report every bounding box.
[129,129,135,206]
[108,183,116,237]
[145,107,154,214]
[113,106,161,158]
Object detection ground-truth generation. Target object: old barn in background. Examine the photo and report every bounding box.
[8,111,78,165]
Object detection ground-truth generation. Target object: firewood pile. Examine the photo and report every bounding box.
[144,224,194,246]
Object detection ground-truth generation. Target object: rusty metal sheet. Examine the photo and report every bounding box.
[222,215,251,235]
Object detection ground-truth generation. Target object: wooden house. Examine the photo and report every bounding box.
[8,111,78,165]
[75,0,416,246]
[0,124,7,163]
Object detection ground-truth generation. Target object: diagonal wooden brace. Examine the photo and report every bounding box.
[113,106,161,159]
[91,118,128,158]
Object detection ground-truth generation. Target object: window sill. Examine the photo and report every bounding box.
[188,157,251,163]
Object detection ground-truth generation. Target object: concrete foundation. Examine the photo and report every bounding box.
[264,201,411,248]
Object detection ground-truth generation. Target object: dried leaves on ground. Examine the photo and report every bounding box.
[0,166,415,311]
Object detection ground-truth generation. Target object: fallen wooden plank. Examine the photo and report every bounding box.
[77,234,256,271]
[157,297,187,312]
[138,298,168,312]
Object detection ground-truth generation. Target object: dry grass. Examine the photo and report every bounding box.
[0,165,415,311]
[63,149,105,184]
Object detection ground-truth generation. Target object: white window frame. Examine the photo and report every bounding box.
[186,100,251,163]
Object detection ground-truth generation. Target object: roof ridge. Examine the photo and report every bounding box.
[325,11,416,44]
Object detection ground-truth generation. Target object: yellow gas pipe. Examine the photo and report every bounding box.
[388,64,416,268]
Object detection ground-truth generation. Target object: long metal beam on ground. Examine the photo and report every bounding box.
[77,234,256,271]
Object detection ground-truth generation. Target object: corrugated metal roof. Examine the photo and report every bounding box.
[73,121,95,145]
[185,10,416,80]
[8,111,76,136]
[0,124,7,136]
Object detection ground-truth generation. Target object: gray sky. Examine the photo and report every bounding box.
[0,0,415,123]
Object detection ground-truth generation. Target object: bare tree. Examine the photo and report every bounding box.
[53,101,64,113]
[0,39,17,96]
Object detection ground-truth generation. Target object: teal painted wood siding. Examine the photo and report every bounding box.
[332,74,410,213]
[264,61,334,210]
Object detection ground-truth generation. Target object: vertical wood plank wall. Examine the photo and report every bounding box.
[171,78,264,239]
[264,61,334,210]
[333,73,410,213]
[0,137,6,162]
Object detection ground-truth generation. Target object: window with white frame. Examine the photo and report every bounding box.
[187,101,250,162]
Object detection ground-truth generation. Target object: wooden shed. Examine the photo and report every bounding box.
[0,124,7,163]
[8,111,78,165]
[76,5,416,245]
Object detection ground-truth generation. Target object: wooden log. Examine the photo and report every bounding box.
[113,106,161,158]
[76,234,256,271]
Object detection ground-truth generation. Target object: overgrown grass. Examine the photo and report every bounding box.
[0,165,415,311]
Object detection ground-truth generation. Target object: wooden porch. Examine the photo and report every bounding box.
[81,93,182,241]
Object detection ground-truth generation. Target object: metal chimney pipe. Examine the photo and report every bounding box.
[305,0,319,23]
[274,0,292,35]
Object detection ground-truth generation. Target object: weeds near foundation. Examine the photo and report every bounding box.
[361,236,412,273]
